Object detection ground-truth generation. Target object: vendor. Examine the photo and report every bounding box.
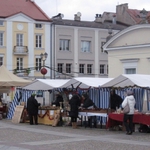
[109,89,123,111]
[52,91,63,108]
[81,93,97,109]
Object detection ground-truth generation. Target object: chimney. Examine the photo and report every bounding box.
[95,14,102,23]
[74,12,81,21]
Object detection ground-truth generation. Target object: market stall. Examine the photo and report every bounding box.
[106,112,150,129]
[38,106,60,126]
[79,108,109,128]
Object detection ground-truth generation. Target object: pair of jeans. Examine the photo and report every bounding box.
[123,114,133,133]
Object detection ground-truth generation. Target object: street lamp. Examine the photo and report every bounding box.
[40,52,48,79]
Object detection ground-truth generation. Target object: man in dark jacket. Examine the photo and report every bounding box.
[27,94,41,125]
[109,89,123,111]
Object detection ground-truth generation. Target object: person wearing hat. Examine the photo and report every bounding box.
[27,93,41,125]
[122,90,136,135]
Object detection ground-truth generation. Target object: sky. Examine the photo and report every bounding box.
[34,0,150,21]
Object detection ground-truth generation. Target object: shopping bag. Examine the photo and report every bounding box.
[123,102,130,114]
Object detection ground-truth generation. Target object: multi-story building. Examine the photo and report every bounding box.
[0,0,51,79]
[51,13,128,79]
[103,23,150,78]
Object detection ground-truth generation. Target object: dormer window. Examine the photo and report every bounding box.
[35,23,42,29]
[0,21,4,26]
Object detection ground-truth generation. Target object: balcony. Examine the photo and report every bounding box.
[13,46,28,55]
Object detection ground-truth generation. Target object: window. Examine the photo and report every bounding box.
[16,34,23,46]
[58,63,63,73]
[16,58,23,70]
[36,35,42,48]
[66,64,71,73]
[0,32,3,46]
[35,58,42,71]
[0,21,4,26]
[59,39,70,51]
[79,64,84,73]
[81,41,90,52]
[125,68,136,74]
[87,64,92,74]
[100,64,105,74]
[35,24,42,28]
[121,59,139,75]
[0,57,3,66]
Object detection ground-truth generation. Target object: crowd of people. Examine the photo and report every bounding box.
[26,89,136,135]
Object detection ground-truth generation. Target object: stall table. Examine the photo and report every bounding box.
[106,112,150,129]
[79,109,108,128]
[38,108,59,125]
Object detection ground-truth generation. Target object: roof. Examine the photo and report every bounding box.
[23,77,113,90]
[0,65,31,87]
[101,74,150,88]
[60,77,113,89]
[127,9,150,24]
[0,0,51,21]
[23,79,70,90]
[52,19,129,30]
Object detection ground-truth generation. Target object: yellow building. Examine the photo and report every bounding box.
[0,0,51,79]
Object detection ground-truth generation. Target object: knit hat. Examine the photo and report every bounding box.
[31,93,36,96]
[127,90,133,96]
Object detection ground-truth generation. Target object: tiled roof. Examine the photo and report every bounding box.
[0,0,51,21]
[127,9,150,24]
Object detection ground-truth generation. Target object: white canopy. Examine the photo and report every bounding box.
[23,77,113,90]
[60,77,113,89]
[23,79,69,90]
[0,65,31,87]
[101,74,150,88]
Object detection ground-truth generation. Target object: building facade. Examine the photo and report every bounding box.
[103,24,150,78]
[0,0,51,79]
[51,13,128,79]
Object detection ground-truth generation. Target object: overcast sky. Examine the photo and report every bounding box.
[34,0,150,21]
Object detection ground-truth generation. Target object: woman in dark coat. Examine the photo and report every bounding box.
[69,94,81,129]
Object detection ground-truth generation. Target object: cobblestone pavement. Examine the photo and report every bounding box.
[0,119,150,150]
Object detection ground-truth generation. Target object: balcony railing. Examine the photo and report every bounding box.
[13,46,28,55]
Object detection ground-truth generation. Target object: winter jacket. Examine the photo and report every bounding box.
[27,96,40,115]
[122,95,136,115]
[52,95,63,107]
[69,95,81,117]
[109,90,123,110]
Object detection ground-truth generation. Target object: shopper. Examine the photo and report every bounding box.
[122,90,136,135]
[69,94,81,129]
[27,94,41,125]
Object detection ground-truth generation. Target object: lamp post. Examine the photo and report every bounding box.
[40,52,48,79]
[40,52,48,106]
